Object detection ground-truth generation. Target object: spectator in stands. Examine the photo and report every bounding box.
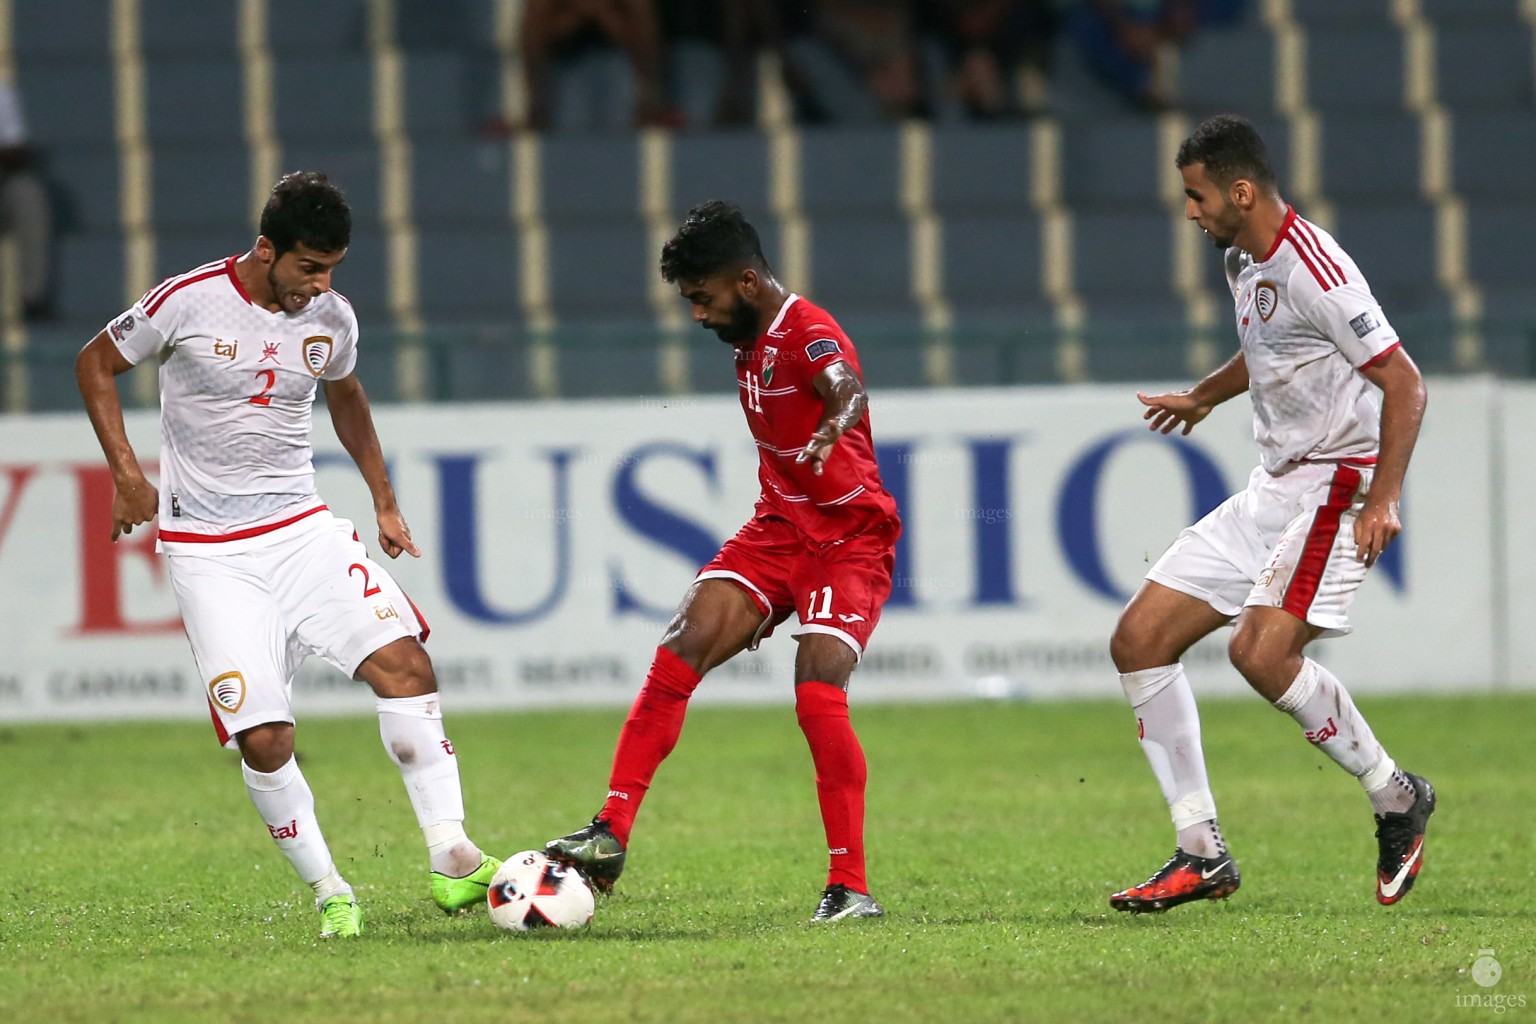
[1070,0,1193,109]
[712,0,833,127]
[923,0,1059,118]
[520,0,683,131]
[816,0,932,119]
[0,81,53,320]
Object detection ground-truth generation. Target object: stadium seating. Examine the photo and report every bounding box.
[273,54,377,143]
[670,132,774,219]
[799,127,903,217]
[16,62,115,149]
[1305,28,1407,112]
[151,147,255,232]
[11,0,1536,413]
[1451,111,1536,200]
[412,139,512,227]
[140,0,239,56]
[13,0,111,60]
[1174,25,1280,116]
[1318,113,1423,201]
[415,227,522,322]
[264,0,366,54]
[540,135,642,222]
[1436,26,1533,111]
[929,125,1038,214]
[1061,118,1165,208]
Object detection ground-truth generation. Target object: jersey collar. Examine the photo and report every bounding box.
[765,292,799,337]
[1258,205,1297,263]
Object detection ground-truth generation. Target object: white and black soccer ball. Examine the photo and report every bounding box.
[486,851,595,931]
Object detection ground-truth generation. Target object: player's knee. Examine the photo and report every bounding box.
[362,637,437,698]
[793,634,858,687]
[237,723,294,773]
[1110,612,1163,673]
[1226,627,1278,685]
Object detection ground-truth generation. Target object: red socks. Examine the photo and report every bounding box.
[796,681,869,893]
[599,647,701,845]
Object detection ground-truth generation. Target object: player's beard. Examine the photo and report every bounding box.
[1204,201,1240,249]
[267,266,309,313]
[708,294,759,345]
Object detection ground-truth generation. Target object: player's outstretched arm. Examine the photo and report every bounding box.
[797,360,867,477]
[1354,346,1426,567]
[1137,351,1250,436]
[323,372,420,559]
[75,331,157,541]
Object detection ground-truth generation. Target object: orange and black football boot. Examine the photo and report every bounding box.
[1110,849,1241,913]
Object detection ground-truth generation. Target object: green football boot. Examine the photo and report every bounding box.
[431,853,502,914]
[318,893,363,938]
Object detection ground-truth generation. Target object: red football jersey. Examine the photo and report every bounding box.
[734,294,900,546]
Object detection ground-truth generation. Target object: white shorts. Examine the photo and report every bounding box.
[1146,460,1374,637]
[167,510,427,749]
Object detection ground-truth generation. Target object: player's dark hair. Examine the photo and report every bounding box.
[660,200,770,283]
[259,171,351,256]
[1176,115,1277,191]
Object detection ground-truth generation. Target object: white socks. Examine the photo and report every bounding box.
[1120,664,1226,860]
[242,756,351,905]
[377,694,482,876]
[1274,658,1415,816]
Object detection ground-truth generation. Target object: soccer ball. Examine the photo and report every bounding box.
[485,851,595,931]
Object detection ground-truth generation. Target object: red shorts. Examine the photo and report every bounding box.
[696,514,899,659]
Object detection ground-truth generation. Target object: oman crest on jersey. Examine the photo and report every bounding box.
[303,335,334,376]
[1254,281,1279,322]
[762,345,778,385]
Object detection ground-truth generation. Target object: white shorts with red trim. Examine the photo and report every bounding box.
[1146,461,1372,637]
[167,510,428,749]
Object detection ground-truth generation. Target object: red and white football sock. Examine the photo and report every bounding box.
[796,681,870,893]
[1274,658,1416,816]
[600,646,703,846]
[242,755,350,902]
[377,693,481,877]
[1120,664,1226,859]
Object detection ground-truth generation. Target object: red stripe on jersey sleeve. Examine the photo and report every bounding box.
[143,258,225,308]
[1294,219,1347,285]
[1286,232,1335,292]
[1361,341,1402,369]
[145,266,228,316]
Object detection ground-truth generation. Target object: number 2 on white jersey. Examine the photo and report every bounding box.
[249,369,276,406]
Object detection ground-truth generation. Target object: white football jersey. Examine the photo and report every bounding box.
[107,255,359,546]
[1225,207,1401,473]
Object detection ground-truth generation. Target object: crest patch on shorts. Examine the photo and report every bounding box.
[208,671,247,714]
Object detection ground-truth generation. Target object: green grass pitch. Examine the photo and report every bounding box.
[1,692,1529,1023]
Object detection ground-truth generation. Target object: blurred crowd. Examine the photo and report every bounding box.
[518,0,1248,132]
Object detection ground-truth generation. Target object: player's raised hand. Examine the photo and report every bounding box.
[1352,495,1401,567]
[1137,389,1215,436]
[376,507,421,559]
[797,424,842,476]
[111,474,157,542]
